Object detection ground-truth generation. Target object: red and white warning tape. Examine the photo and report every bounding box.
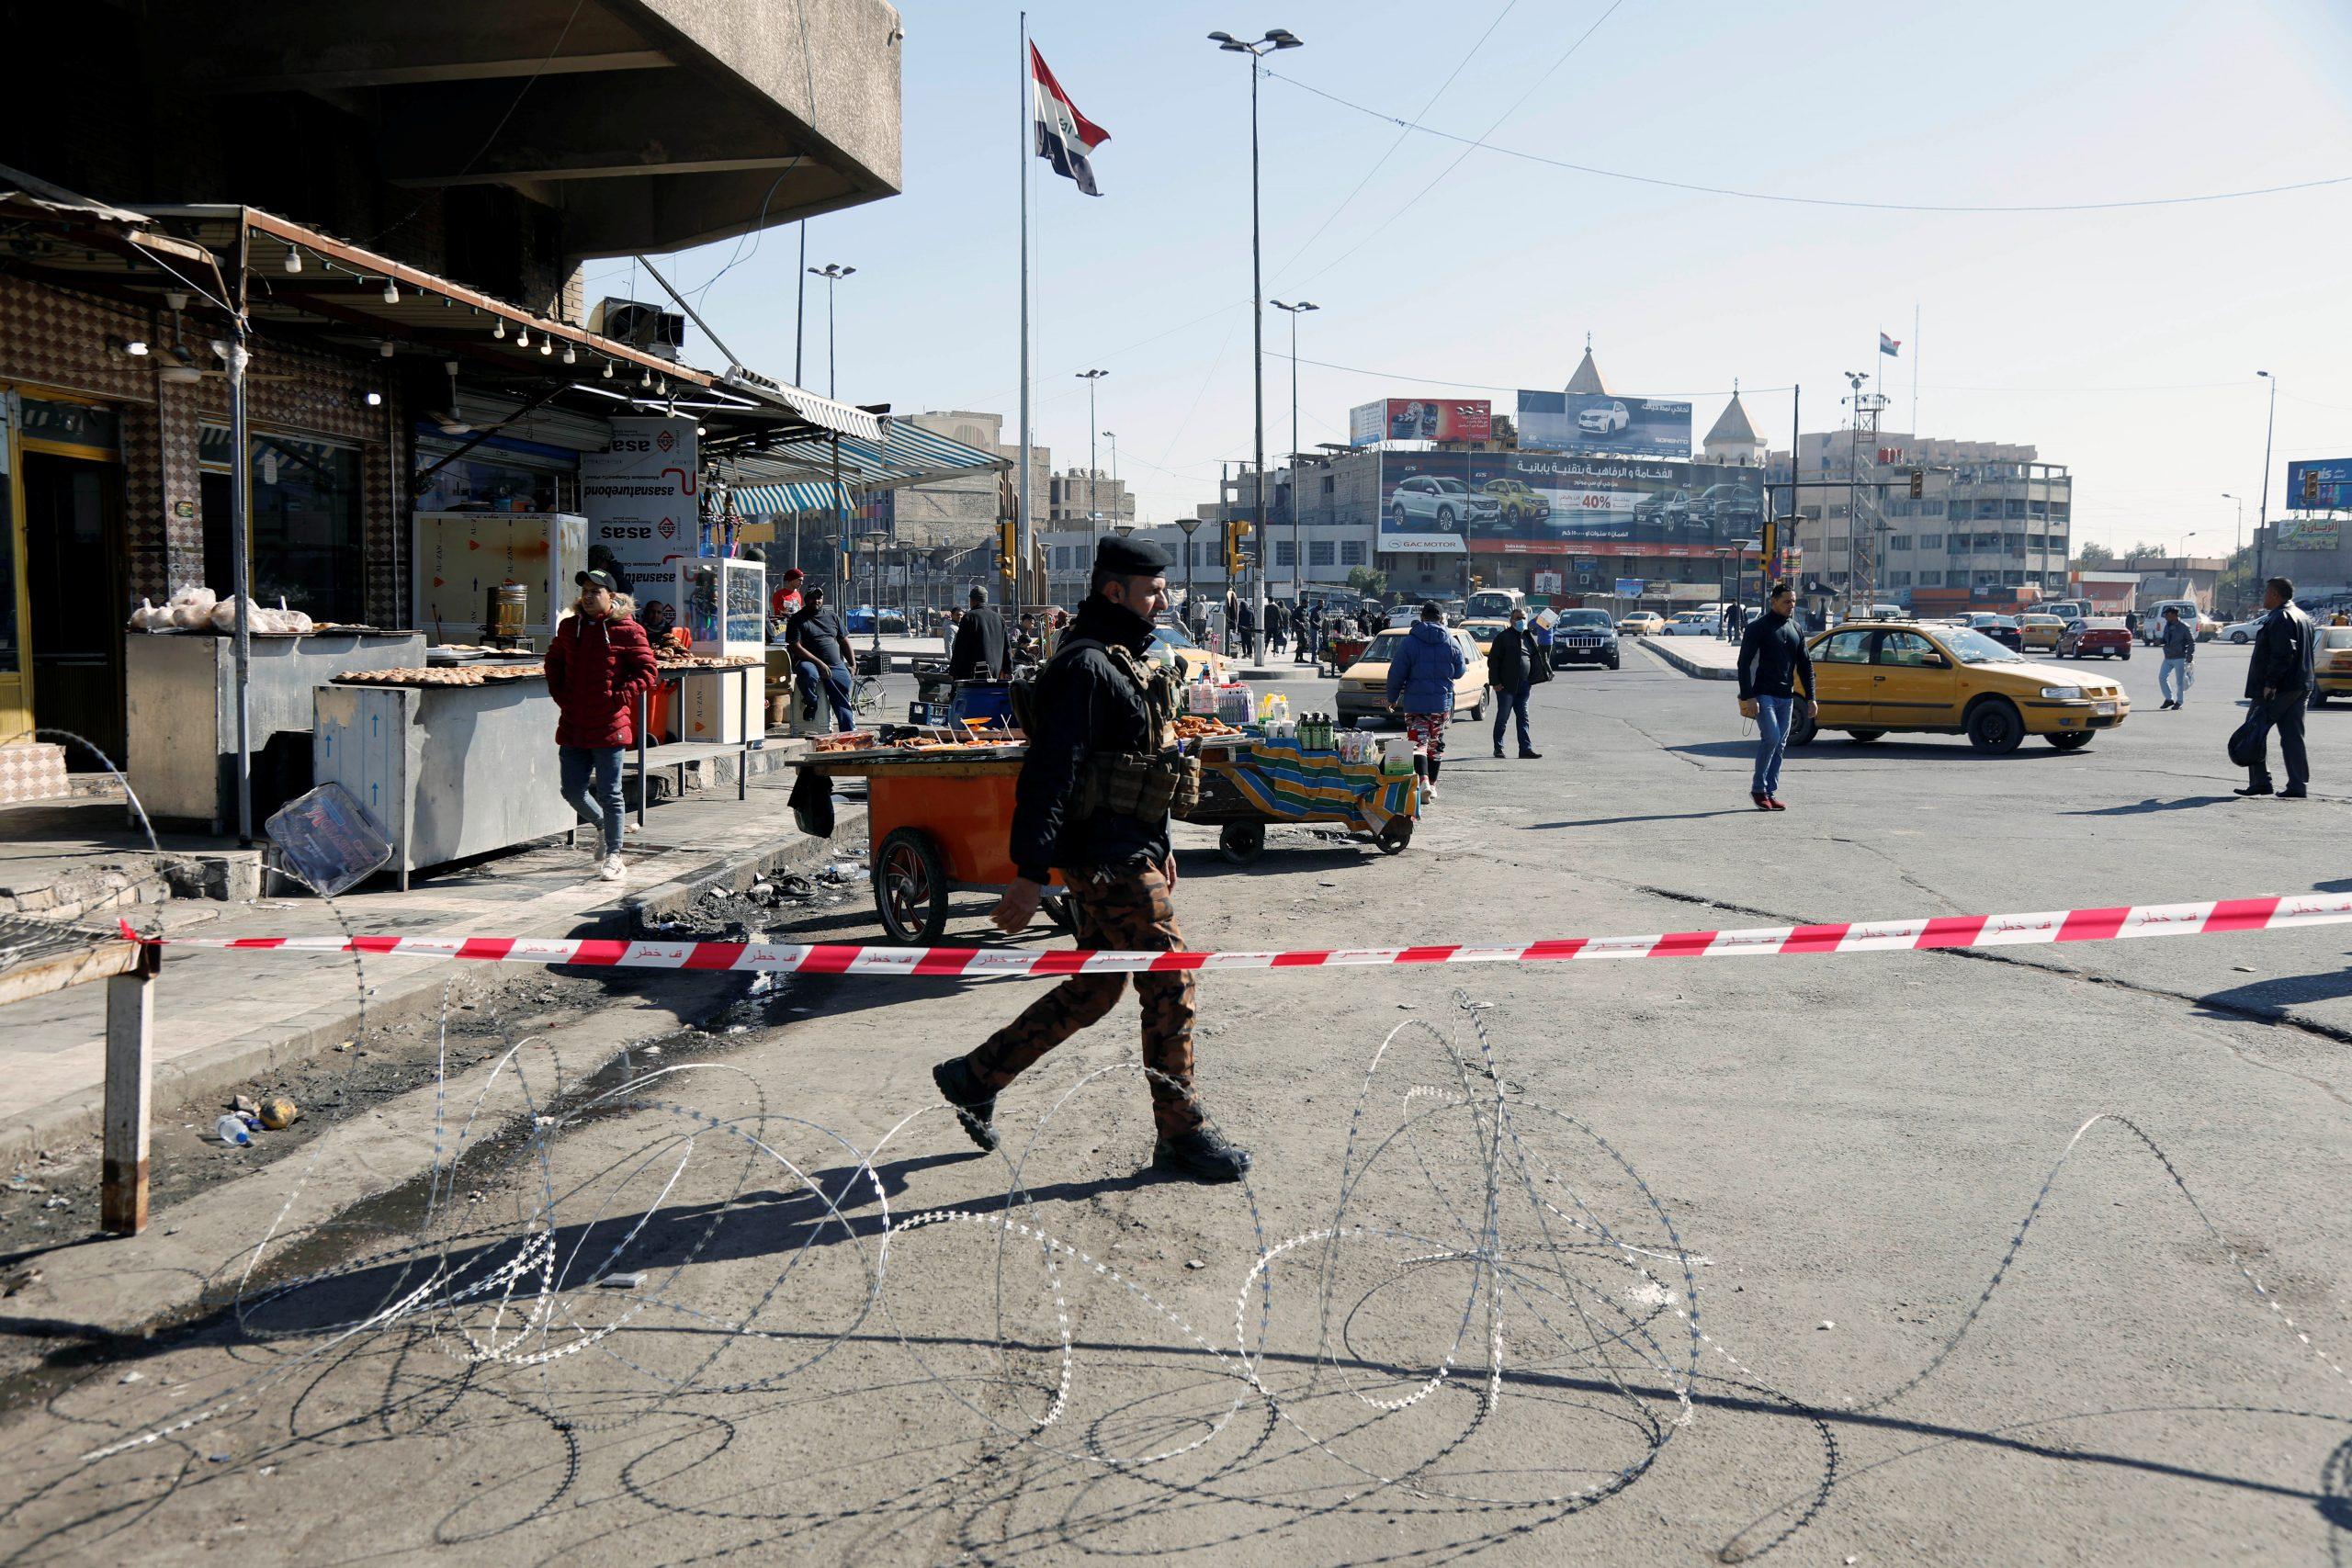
[118,893,2352,980]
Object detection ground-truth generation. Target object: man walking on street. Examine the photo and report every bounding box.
[2240,576,2312,799]
[950,585,1010,681]
[933,536,1251,1184]
[1235,598,1258,663]
[1736,581,1815,811]
[2157,604,2195,709]
[1487,606,1544,760]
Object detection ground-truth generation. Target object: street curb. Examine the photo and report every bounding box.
[626,804,870,928]
[0,805,866,1170]
[1639,637,1739,681]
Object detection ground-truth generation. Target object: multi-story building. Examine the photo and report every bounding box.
[890,411,1004,551]
[1046,467,1136,533]
[1769,431,2072,611]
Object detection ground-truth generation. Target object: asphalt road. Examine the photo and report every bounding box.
[2,639,2348,1566]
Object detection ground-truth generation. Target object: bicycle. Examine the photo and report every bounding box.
[850,670,886,716]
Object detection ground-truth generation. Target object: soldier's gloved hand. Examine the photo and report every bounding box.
[991,876,1046,935]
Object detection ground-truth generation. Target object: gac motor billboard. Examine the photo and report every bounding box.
[1349,397,1493,446]
[1516,389,1691,458]
[1377,450,1766,558]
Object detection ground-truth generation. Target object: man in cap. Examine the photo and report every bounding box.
[769,566,805,622]
[933,534,1251,1183]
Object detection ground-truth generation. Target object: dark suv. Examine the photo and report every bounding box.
[1549,608,1622,671]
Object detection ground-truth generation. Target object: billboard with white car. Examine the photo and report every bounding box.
[1516,390,1693,457]
[1377,450,1766,556]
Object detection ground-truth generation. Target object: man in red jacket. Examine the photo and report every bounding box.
[545,569,660,881]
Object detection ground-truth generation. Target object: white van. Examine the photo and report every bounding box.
[2140,599,2205,644]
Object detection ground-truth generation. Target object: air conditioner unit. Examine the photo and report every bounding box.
[591,298,685,361]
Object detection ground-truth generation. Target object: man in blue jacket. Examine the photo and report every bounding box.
[1385,601,1468,798]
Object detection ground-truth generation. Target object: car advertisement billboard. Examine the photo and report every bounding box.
[2285,458,2352,513]
[1377,450,1765,558]
[1516,389,1692,457]
[1350,397,1493,445]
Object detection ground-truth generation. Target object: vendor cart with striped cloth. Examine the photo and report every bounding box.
[1182,735,1419,864]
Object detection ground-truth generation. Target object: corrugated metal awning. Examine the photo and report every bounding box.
[730,480,847,516]
[723,421,1008,505]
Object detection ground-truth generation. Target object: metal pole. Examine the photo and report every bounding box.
[795,222,807,385]
[827,275,837,399]
[2256,374,2277,589]
[1089,379,1098,562]
[1249,53,1267,662]
[1289,308,1300,600]
[1017,11,1033,611]
[228,325,253,844]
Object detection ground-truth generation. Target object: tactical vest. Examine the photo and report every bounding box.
[1012,635,1200,820]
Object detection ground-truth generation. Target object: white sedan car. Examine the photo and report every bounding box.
[2220,617,2265,644]
[1660,612,1719,637]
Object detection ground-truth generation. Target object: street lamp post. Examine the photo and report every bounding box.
[1102,429,1119,529]
[2256,371,2277,590]
[1210,26,1304,667]
[807,264,855,397]
[1176,515,1203,619]
[1078,368,1108,564]
[1272,299,1317,603]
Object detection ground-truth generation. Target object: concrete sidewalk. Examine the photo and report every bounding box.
[1638,633,1741,679]
[0,763,859,1166]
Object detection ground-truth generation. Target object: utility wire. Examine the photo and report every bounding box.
[1269,70,2352,215]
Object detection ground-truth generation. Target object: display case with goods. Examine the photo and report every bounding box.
[412,512,589,649]
[674,557,766,657]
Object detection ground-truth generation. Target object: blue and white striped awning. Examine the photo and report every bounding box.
[720,420,1006,516]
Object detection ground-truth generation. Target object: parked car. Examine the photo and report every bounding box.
[1388,475,1500,534]
[1792,620,2129,753]
[2036,599,2092,625]
[1148,623,1226,685]
[2016,615,2066,651]
[1480,480,1550,528]
[1548,607,1621,671]
[1577,400,1630,435]
[2055,617,2132,660]
[2220,616,2265,644]
[1661,612,1717,637]
[1459,616,1509,651]
[2314,626,2352,705]
[1618,611,1665,637]
[1956,613,2024,652]
[1335,626,1490,725]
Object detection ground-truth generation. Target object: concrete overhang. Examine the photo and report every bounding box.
[155,0,903,260]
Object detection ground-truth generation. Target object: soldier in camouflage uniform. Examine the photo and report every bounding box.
[934,536,1251,1183]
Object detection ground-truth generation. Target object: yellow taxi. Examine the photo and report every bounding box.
[2313,626,2352,705]
[1148,623,1225,685]
[1335,624,1492,725]
[1460,616,1510,652]
[1790,619,2128,753]
[2016,614,2066,651]
[1618,611,1665,637]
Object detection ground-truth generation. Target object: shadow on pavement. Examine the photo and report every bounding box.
[2194,966,2352,1019]
[1525,811,1749,829]
[2065,796,2235,817]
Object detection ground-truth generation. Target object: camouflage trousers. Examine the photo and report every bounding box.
[965,864,1203,1138]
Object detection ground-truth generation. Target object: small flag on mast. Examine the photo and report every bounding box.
[1031,44,1109,196]
[1880,332,1902,357]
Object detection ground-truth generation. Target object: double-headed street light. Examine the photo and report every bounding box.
[1208,27,1304,661]
[1272,299,1318,603]
[1077,369,1109,561]
[807,264,855,397]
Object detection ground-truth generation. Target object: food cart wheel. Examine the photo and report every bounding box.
[874,828,950,944]
[1374,818,1414,855]
[1218,822,1266,865]
[1043,892,1079,931]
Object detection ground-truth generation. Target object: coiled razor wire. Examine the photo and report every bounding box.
[0,756,2345,1562]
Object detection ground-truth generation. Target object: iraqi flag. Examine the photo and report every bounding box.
[1032,43,1109,196]
[1879,332,1902,357]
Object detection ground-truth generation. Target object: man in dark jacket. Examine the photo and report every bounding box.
[1235,598,1258,662]
[2156,604,2196,709]
[949,585,1009,681]
[1487,607,1544,760]
[786,586,856,731]
[933,536,1250,1184]
[1736,581,1816,810]
[2241,576,2312,798]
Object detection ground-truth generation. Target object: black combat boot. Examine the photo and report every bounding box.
[1154,1127,1252,1183]
[932,1057,999,1151]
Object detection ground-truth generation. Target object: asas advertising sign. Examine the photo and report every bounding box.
[582,416,698,633]
[1349,397,1493,445]
[1517,389,1692,458]
[1376,450,1765,558]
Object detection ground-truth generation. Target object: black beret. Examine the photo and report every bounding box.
[1095,534,1172,575]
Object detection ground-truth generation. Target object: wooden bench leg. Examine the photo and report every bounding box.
[101,945,160,1236]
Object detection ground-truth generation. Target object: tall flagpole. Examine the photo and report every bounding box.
[1017,12,1034,610]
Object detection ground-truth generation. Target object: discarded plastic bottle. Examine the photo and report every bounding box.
[215,1114,254,1147]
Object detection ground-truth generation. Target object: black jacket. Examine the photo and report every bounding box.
[2247,604,2312,697]
[1009,595,1170,884]
[1487,626,1541,690]
[1736,611,1814,701]
[949,605,1008,680]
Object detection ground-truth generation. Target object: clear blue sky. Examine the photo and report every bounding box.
[606,0,2352,557]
